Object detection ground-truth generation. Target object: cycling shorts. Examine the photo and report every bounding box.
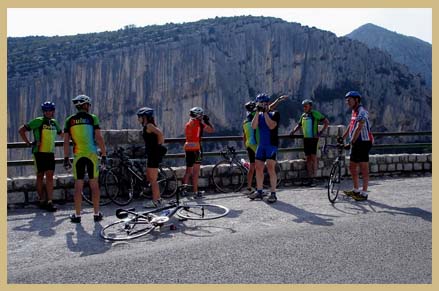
[73,153,99,180]
[33,152,55,173]
[303,138,319,156]
[146,150,163,168]
[246,147,256,163]
[255,145,277,162]
[350,141,372,163]
[185,150,203,167]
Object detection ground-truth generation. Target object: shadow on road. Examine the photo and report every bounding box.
[13,211,68,237]
[268,200,338,226]
[359,200,431,222]
[66,223,111,257]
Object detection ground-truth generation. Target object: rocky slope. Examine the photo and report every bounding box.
[8,16,431,144]
[346,23,431,88]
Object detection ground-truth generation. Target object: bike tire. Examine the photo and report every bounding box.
[211,160,245,193]
[158,165,178,198]
[176,203,229,220]
[81,169,114,206]
[106,168,135,206]
[327,162,341,203]
[100,217,155,241]
[263,163,282,189]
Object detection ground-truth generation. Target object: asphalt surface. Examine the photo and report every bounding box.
[7,175,432,284]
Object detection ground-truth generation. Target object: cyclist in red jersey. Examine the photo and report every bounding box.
[183,107,214,197]
[341,91,373,201]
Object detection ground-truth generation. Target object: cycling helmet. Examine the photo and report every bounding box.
[72,94,92,105]
[301,99,313,106]
[136,107,154,118]
[345,91,361,100]
[189,106,204,118]
[41,101,55,111]
[245,101,256,112]
[255,93,270,103]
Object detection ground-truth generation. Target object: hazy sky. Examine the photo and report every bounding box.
[7,8,432,43]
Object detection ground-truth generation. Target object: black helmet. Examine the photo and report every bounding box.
[245,101,256,112]
[136,107,154,117]
[255,93,270,103]
[72,95,92,105]
[345,91,361,100]
[41,101,55,111]
[301,99,313,106]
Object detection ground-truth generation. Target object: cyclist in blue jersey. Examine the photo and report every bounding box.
[290,99,329,186]
[248,93,281,203]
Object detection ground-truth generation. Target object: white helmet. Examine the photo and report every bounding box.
[72,95,92,105]
[189,107,204,119]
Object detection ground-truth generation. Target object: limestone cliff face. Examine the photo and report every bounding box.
[8,16,431,144]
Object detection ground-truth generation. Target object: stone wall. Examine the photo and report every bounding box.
[7,126,432,206]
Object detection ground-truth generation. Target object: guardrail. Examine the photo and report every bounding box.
[7,130,431,167]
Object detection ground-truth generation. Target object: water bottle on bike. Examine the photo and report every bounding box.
[240,158,250,170]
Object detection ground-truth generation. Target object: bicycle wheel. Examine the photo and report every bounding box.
[106,168,135,206]
[211,160,245,193]
[263,163,282,189]
[158,165,178,198]
[176,204,229,220]
[100,217,156,241]
[81,169,114,206]
[328,162,341,203]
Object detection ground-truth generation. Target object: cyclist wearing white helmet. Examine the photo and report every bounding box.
[18,101,63,212]
[136,107,166,208]
[341,91,374,201]
[183,106,214,197]
[290,99,329,187]
[63,94,107,223]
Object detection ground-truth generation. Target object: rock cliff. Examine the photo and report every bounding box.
[8,16,431,144]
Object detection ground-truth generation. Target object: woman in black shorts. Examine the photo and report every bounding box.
[137,107,165,208]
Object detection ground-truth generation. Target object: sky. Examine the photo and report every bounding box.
[7,8,432,43]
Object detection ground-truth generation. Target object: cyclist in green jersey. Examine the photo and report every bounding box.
[19,101,63,212]
[63,95,107,223]
[290,99,329,186]
[242,101,258,194]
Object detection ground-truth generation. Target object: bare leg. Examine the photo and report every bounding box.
[266,159,277,192]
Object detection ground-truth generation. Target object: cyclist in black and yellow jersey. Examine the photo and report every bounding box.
[63,95,107,223]
[19,101,63,212]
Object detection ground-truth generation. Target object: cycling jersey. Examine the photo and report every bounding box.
[348,105,374,143]
[64,111,100,155]
[298,110,326,138]
[257,111,280,146]
[242,112,259,152]
[184,118,205,151]
[25,117,62,153]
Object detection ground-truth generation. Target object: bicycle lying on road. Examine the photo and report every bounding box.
[322,142,350,203]
[211,146,281,193]
[100,184,230,241]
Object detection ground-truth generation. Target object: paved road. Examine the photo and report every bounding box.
[7,175,431,284]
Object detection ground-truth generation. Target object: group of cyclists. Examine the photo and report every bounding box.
[18,89,373,223]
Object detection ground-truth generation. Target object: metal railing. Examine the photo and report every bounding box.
[7,131,431,167]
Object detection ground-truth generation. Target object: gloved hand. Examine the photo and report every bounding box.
[63,157,72,170]
[337,136,344,144]
[202,115,211,125]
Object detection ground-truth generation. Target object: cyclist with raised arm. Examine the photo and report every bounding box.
[183,107,214,198]
[341,91,374,201]
[249,93,281,203]
[290,99,329,186]
[18,101,63,212]
[136,107,166,208]
[63,95,107,223]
